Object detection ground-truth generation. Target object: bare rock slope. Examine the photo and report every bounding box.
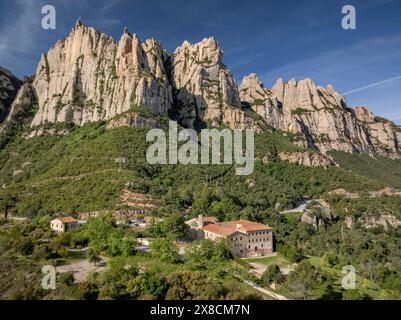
[0,67,22,123]
[31,21,173,126]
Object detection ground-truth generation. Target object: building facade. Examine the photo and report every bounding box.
[186,215,273,258]
[50,217,78,233]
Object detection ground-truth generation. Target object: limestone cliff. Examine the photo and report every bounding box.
[240,73,283,129]
[5,82,37,125]
[353,106,401,158]
[170,37,242,128]
[240,75,401,158]
[31,21,172,127]
[0,67,22,123]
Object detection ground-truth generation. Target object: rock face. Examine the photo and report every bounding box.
[270,78,373,154]
[31,21,173,127]
[5,82,37,125]
[301,199,335,229]
[240,75,401,158]
[240,73,283,129]
[171,37,242,128]
[278,151,337,169]
[353,106,401,158]
[29,23,260,131]
[0,67,22,123]
[359,214,401,231]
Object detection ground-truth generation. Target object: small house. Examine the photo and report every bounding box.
[50,217,78,233]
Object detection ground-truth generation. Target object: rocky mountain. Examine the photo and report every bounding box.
[240,73,283,129]
[26,21,261,132]
[0,67,22,123]
[171,37,245,129]
[1,20,400,160]
[240,74,401,158]
[4,82,37,126]
[31,20,172,126]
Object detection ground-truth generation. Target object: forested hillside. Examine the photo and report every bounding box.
[0,120,384,218]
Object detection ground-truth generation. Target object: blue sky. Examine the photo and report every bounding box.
[0,0,400,123]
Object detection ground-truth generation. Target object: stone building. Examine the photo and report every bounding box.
[186,215,273,258]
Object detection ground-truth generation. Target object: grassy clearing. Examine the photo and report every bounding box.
[244,253,292,268]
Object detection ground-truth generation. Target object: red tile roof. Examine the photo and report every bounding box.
[61,217,78,223]
[219,219,271,232]
[202,223,238,237]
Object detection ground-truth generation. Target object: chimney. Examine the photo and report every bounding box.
[198,215,204,228]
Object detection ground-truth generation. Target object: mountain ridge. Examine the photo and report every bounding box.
[0,20,400,159]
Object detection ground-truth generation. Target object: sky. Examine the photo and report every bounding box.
[0,0,400,123]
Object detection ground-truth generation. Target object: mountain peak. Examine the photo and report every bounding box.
[74,17,83,28]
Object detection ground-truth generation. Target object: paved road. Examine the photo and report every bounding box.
[280,200,312,214]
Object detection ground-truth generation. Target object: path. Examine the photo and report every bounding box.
[280,200,312,214]
[30,168,130,187]
[242,279,288,300]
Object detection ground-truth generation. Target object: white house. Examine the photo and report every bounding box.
[50,217,78,233]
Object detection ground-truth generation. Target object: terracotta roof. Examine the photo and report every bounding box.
[219,219,271,232]
[202,224,238,237]
[186,216,218,226]
[60,217,78,223]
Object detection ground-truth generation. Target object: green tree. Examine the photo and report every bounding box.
[17,238,34,256]
[127,271,167,299]
[163,213,190,240]
[261,264,284,286]
[150,238,178,263]
[87,248,101,266]
[98,258,139,300]
[342,289,371,300]
[0,191,17,219]
[59,272,75,286]
[85,214,114,252]
[321,251,339,268]
[285,260,324,300]
[184,239,231,270]
[107,227,133,257]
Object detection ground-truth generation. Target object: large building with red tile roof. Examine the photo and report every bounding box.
[186,215,273,258]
